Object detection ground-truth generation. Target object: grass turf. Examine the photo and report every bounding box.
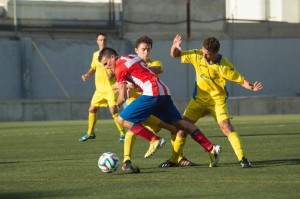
[1,115,300,199]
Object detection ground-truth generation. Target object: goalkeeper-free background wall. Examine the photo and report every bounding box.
[0,37,300,121]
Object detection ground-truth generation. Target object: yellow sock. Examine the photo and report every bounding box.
[123,131,136,162]
[178,137,186,162]
[113,113,125,136]
[170,133,176,147]
[228,132,244,161]
[170,134,186,163]
[87,113,97,135]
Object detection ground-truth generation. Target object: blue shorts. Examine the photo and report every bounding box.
[120,95,182,124]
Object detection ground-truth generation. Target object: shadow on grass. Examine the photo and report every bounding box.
[251,158,300,167]
[219,158,300,168]
[0,190,75,199]
[117,171,169,175]
[208,132,300,138]
[242,132,300,137]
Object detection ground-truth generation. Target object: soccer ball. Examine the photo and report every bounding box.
[98,152,120,173]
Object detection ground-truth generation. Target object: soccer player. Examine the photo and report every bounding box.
[79,33,125,142]
[98,47,221,172]
[122,36,196,169]
[169,34,263,168]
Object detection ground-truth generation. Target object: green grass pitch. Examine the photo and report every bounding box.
[1,115,300,199]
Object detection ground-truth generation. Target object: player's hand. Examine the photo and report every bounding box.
[112,83,120,93]
[81,74,89,81]
[107,72,115,79]
[173,34,182,50]
[252,81,263,91]
[126,82,134,89]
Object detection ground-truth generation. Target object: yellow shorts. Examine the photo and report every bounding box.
[91,90,116,107]
[183,98,230,123]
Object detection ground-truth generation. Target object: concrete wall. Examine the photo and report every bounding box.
[2,37,299,101]
[1,0,120,28]
[1,97,299,121]
[1,37,300,121]
[122,0,225,39]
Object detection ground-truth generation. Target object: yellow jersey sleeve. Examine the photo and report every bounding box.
[219,57,244,84]
[90,51,98,70]
[147,60,162,67]
[147,59,164,76]
[181,49,203,65]
[91,51,116,92]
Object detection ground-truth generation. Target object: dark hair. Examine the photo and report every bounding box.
[97,32,108,38]
[135,36,153,48]
[98,47,118,62]
[202,37,220,53]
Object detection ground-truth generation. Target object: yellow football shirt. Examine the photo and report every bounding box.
[91,51,115,92]
[181,49,244,102]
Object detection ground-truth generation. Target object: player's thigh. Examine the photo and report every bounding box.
[91,91,112,107]
[153,96,182,123]
[120,95,158,123]
[209,101,230,123]
[183,98,209,121]
[106,91,117,107]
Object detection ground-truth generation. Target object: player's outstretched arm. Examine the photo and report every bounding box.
[170,34,182,58]
[241,79,263,91]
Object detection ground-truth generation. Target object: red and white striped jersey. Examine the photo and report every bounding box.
[115,54,170,96]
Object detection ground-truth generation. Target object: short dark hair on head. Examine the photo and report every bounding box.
[98,47,118,62]
[135,36,153,48]
[97,32,108,38]
[203,37,220,53]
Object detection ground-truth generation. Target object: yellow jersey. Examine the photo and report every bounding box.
[181,49,244,103]
[91,51,116,92]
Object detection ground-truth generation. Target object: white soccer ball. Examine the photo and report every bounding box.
[98,152,120,173]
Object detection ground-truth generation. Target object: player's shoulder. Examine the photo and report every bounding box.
[189,49,202,53]
[218,54,236,71]
[182,49,202,55]
[92,51,100,62]
[93,50,100,56]
[219,55,232,65]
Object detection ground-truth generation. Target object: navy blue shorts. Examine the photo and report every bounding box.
[120,95,182,124]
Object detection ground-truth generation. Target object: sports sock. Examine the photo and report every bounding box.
[170,134,186,163]
[123,131,136,162]
[112,113,125,136]
[87,112,97,135]
[178,136,186,162]
[170,133,176,149]
[190,129,213,152]
[130,123,160,141]
[228,132,244,161]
